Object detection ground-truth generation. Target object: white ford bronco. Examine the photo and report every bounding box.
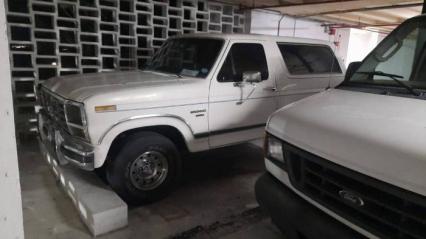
[257,15,426,239]
[37,33,344,203]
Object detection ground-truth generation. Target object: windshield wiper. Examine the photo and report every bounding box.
[356,71,421,97]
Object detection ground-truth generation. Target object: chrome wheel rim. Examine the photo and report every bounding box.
[129,151,169,190]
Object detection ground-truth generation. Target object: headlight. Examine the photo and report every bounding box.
[265,134,285,163]
[65,102,84,125]
[65,101,89,140]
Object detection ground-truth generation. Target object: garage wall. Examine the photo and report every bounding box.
[0,0,24,238]
[333,28,351,66]
[345,28,385,66]
[250,10,334,41]
[250,10,388,67]
[250,10,347,61]
[6,0,247,137]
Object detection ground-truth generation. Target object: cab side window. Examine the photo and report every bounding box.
[278,43,342,75]
[217,43,269,82]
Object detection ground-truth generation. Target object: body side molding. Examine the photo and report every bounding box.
[97,114,195,145]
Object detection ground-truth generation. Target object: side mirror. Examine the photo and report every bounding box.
[242,71,262,83]
[345,61,362,81]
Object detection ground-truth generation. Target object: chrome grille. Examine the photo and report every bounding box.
[283,141,426,239]
[39,88,68,131]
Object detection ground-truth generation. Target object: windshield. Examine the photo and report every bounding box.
[145,38,224,78]
[347,16,426,90]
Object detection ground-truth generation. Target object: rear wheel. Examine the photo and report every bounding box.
[106,132,181,205]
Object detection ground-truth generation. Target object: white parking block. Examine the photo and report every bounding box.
[39,141,128,236]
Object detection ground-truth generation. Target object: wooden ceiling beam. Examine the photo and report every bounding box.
[241,0,360,10]
[310,15,359,25]
[320,13,380,25]
[344,11,403,24]
[298,2,422,17]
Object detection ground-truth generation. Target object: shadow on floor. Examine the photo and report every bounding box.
[182,143,265,184]
[18,138,281,239]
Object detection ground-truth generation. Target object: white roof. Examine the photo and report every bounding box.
[173,33,334,47]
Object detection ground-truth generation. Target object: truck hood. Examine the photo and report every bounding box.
[43,71,180,102]
[267,89,426,196]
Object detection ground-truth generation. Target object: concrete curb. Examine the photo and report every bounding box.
[39,141,128,236]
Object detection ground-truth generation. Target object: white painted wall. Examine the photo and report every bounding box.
[333,28,351,66]
[0,0,24,238]
[250,10,345,60]
[250,10,388,67]
[346,28,380,66]
[250,10,332,40]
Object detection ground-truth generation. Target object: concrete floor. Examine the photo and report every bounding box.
[19,140,284,239]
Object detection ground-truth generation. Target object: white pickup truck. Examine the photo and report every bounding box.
[257,15,426,239]
[38,33,344,203]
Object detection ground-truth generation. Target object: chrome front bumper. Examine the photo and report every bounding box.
[38,110,95,171]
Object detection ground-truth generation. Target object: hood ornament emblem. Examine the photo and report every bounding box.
[339,190,365,207]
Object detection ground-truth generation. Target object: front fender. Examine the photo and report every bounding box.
[93,114,207,168]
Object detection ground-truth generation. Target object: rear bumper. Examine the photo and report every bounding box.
[255,173,366,239]
[38,110,95,171]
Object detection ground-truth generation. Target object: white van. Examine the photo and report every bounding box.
[257,15,426,239]
[38,33,344,203]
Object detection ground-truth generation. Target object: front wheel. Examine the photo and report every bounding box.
[106,132,182,205]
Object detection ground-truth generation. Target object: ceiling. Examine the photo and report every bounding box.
[224,0,424,33]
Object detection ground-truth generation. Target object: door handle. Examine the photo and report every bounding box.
[263,87,277,92]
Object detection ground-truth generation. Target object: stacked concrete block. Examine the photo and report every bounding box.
[5,0,247,137]
[39,141,128,236]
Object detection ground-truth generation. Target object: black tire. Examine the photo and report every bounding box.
[106,131,182,205]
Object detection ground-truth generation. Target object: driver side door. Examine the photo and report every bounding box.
[208,41,278,148]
